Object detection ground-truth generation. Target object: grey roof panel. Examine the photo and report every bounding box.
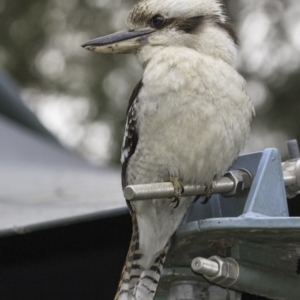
[0,115,126,235]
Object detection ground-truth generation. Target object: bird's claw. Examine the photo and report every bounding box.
[165,177,184,209]
[202,182,215,203]
[171,197,180,209]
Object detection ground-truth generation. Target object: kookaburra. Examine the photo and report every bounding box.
[82,0,254,299]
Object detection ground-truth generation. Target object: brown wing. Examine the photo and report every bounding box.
[121,80,143,193]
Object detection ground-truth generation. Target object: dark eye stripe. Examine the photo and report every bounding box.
[148,16,205,33]
[146,14,238,46]
[175,16,205,33]
[216,21,239,45]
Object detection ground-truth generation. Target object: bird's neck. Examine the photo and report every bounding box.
[193,25,237,66]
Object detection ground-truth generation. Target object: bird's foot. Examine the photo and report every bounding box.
[165,177,184,209]
[202,182,216,204]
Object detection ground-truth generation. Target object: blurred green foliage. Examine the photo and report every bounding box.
[1,0,300,164]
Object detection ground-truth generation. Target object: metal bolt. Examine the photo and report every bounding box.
[191,256,239,287]
[124,169,251,201]
[191,257,219,277]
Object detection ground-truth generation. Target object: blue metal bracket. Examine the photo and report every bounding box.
[155,148,300,300]
[244,148,288,217]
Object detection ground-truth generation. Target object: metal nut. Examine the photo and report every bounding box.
[223,169,252,197]
[203,256,239,287]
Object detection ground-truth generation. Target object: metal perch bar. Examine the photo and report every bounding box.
[124,158,300,201]
[124,177,234,201]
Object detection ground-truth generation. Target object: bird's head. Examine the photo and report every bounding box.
[82,0,238,66]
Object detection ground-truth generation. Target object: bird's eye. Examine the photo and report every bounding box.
[151,15,165,28]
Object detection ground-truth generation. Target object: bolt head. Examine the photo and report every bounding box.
[203,256,239,287]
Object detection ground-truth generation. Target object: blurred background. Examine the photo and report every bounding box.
[1,0,300,166]
[1,1,300,299]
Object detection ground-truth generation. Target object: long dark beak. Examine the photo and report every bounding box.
[81,29,155,54]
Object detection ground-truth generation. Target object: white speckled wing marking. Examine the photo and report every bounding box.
[121,80,142,190]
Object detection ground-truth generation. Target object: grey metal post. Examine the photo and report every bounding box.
[287,139,300,159]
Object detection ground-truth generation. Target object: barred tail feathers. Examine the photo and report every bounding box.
[114,213,143,300]
[114,213,170,300]
[132,244,169,300]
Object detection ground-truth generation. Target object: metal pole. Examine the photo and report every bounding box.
[124,177,234,201]
[124,160,300,201]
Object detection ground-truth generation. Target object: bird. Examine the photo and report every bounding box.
[82,0,254,299]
